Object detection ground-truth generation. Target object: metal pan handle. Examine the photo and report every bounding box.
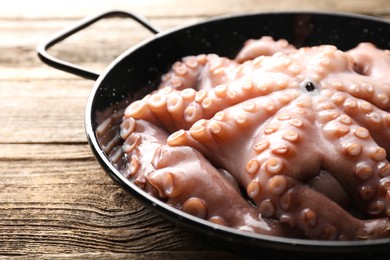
[37,10,161,81]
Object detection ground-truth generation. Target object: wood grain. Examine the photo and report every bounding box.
[1,0,390,259]
[0,160,214,256]
[0,2,225,257]
[2,0,389,19]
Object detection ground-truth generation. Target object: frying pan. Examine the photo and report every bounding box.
[37,10,390,258]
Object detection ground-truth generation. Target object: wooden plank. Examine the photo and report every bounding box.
[0,18,199,50]
[0,18,199,81]
[0,159,220,256]
[0,95,87,143]
[0,144,93,160]
[4,252,241,259]
[0,79,91,143]
[0,79,91,97]
[1,0,389,20]
[0,17,201,68]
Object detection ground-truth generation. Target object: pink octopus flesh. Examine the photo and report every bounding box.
[117,36,390,240]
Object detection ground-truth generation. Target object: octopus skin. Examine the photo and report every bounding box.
[120,36,390,240]
[120,118,300,237]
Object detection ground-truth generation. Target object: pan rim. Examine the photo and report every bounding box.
[85,10,390,253]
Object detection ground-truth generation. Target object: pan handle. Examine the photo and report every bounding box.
[37,10,161,81]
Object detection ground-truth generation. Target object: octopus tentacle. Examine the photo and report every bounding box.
[120,118,168,194]
[235,36,297,63]
[306,90,390,218]
[121,117,298,237]
[248,161,390,240]
[347,42,390,83]
[126,78,296,133]
[329,92,390,154]
[269,181,390,240]
[317,101,390,217]
[148,145,299,237]
[317,43,390,110]
[324,74,390,111]
[159,54,238,91]
[167,90,301,168]
[124,87,201,131]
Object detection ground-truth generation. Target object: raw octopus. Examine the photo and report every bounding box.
[118,36,390,240]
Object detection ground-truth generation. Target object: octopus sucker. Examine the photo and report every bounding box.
[123,133,141,153]
[355,161,374,181]
[279,188,294,211]
[120,117,136,140]
[182,197,208,218]
[124,100,160,126]
[267,175,288,195]
[301,208,318,227]
[359,185,375,201]
[183,104,203,124]
[281,130,300,143]
[247,180,262,198]
[264,157,285,175]
[271,144,290,155]
[166,93,186,128]
[259,199,276,218]
[253,140,270,153]
[117,36,390,240]
[334,94,390,143]
[147,93,178,132]
[159,55,209,90]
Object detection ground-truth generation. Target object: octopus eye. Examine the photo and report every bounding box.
[305,81,316,92]
[301,80,318,93]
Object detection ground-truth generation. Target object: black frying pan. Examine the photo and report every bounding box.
[37,10,390,258]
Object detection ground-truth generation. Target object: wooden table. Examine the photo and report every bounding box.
[1,0,389,258]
